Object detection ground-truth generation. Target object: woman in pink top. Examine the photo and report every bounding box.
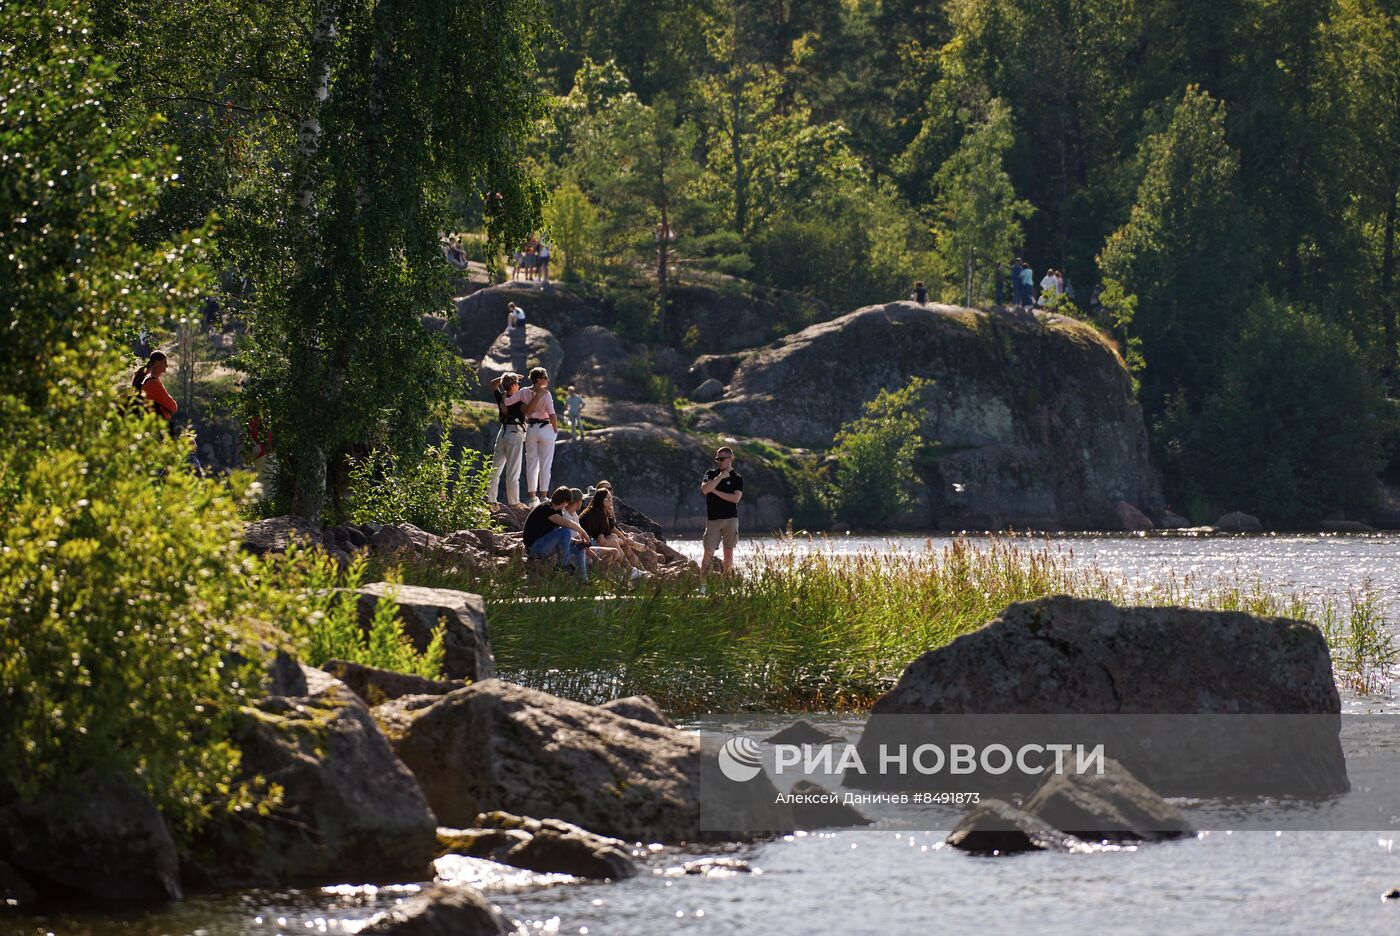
[521,366,558,505]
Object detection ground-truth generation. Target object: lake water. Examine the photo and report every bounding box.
[15,534,1400,935]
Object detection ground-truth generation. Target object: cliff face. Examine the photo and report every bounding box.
[690,302,1163,528]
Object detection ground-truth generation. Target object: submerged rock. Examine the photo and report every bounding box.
[1214,510,1264,532]
[764,720,844,746]
[357,883,516,936]
[437,812,635,880]
[946,800,1082,854]
[375,679,791,842]
[1022,757,1194,844]
[184,666,438,888]
[786,780,870,831]
[356,583,496,682]
[0,778,182,903]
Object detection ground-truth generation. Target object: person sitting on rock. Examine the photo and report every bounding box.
[523,486,592,580]
[507,301,526,331]
[565,487,623,572]
[912,281,928,305]
[580,485,645,578]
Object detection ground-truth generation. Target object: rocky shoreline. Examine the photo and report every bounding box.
[1,570,1351,929]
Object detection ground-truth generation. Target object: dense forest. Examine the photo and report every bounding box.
[526,0,1400,524]
[6,0,1400,528]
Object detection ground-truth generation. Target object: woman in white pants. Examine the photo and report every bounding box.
[487,372,527,505]
[522,366,558,505]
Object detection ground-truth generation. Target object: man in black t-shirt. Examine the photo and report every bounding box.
[523,486,592,580]
[699,446,744,575]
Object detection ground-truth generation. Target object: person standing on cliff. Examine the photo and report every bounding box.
[565,385,584,439]
[699,446,743,576]
[912,281,928,305]
[521,366,558,506]
[487,372,527,507]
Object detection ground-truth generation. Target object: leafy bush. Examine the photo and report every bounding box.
[827,378,936,528]
[1157,305,1387,525]
[621,351,680,405]
[347,439,494,534]
[253,550,444,678]
[543,181,601,281]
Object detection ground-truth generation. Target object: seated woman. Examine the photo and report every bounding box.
[579,485,645,575]
[566,488,624,572]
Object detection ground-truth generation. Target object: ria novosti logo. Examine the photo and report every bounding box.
[717,736,765,782]
[715,734,1106,782]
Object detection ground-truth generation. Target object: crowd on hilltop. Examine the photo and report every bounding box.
[908,258,1081,310]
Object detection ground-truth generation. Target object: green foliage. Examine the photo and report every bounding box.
[1098,86,1257,416]
[929,100,1033,307]
[95,0,549,520]
[0,1,247,834]
[621,351,680,406]
[256,551,444,679]
[543,181,601,282]
[827,378,936,528]
[347,439,495,535]
[1157,305,1387,525]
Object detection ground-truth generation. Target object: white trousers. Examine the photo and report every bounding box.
[524,422,557,495]
[488,425,525,505]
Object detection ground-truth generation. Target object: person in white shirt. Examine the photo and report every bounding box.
[521,366,558,505]
[1039,272,1057,307]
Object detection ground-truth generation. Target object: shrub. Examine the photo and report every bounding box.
[1158,305,1387,525]
[0,357,263,835]
[346,439,494,534]
[252,550,444,678]
[827,378,936,528]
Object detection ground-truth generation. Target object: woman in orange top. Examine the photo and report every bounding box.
[132,351,177,422]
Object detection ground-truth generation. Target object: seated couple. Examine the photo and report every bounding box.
[522,484,645,581]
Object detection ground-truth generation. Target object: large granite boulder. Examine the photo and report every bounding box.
[550,424,789,534]
[453,282,592,360]
[356,583,496,682]
[184,666,438,888]
[374,679,791,842]
[477,324,563,398]
[559,325,633,398]
[853,596,1347,796]
[358,884,516,936]
[690,302,1162,529]
[0,778,182,903]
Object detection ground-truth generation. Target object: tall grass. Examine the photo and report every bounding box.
[388,536,1397,715]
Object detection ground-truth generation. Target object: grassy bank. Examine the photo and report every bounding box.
[391,537,1396,715]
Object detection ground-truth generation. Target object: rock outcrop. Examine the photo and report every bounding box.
[0,778,182,903]
[356,583,496,683]
[690,302,1162,529]
[184,666,438,888]
[452,282,592,361]
[853,596,1347,796]
[559,325,633,398]
[374,679,791,842]
[477,324,563,397]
